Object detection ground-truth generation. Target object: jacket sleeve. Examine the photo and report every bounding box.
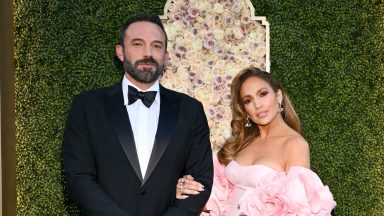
[164,101,213,215]
[63,95,131,216]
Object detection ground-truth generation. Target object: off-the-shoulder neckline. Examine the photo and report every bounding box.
[230,160,311,174]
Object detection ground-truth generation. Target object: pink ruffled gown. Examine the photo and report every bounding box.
[202,154,336,216]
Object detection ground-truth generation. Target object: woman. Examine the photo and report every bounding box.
[176,67,336,215]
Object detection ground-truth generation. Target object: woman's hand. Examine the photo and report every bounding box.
[176,175,205,199]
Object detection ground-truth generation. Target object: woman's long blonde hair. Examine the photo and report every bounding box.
[218,66,301,165]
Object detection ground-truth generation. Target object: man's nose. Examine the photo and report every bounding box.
[143,46,152,57]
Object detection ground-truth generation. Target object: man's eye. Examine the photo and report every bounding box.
[153,44,162,49]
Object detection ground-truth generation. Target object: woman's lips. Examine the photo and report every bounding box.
[256,111,268,118]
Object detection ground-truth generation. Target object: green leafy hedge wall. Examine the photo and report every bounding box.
[14,0,384,215]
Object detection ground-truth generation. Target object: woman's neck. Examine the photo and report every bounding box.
[257,114,287,139]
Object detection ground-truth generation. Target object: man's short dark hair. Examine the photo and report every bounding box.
[119,14,168,50]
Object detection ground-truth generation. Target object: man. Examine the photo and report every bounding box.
[64,14,213,216]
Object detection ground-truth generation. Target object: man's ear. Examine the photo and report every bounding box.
[115,44,124,62]
[165,51,170,64]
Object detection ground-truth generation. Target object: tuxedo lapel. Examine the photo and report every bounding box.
[143,86,180,184]
[104,83,143,182]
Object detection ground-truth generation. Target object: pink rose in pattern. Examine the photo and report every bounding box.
[175,44,187,55]
[212,84,222,94]
[173,13,182,21]
[225,17,234,26]
[241,15,251,25]
[188,8,199,19]
[231,3,242,14]
[214,75,223,84]
[194,77,205,87]
[225,31,236,42]
[222,93,232,105]
[203,38,216,50]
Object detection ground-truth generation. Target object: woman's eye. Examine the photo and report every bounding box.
[243,99,251,104]
[260,91,268,97]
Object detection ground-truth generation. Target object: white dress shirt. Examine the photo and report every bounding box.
[122,76,160,178]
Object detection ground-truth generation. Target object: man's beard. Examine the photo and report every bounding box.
[123,57,165,84]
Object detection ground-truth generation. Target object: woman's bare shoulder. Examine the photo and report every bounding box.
[282,133,310,170]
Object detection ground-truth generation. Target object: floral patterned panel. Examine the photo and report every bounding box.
[160,0,270,149]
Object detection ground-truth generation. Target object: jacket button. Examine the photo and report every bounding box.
[140,189,146,195]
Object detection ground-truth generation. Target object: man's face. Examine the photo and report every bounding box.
[117,21,168,84]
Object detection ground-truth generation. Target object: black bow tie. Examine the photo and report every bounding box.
[128,85,157,108]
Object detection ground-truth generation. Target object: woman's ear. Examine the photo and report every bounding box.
[277,89,283,103]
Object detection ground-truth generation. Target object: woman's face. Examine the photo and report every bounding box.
[240,76,282,126]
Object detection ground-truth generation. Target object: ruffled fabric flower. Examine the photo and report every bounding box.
[239,171,293,215]
[237,166,336,216]
[203,153,234,216]
[282,167,336,215]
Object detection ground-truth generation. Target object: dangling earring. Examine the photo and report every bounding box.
[279,102,285,112]
[245,116,252,127]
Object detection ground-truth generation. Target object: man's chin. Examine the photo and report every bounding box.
[130,72,159,84]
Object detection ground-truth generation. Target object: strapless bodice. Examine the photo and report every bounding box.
[202,155,336,216]
[225,160,282,189]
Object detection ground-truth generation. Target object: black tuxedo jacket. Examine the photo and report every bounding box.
[64,81,213,216]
